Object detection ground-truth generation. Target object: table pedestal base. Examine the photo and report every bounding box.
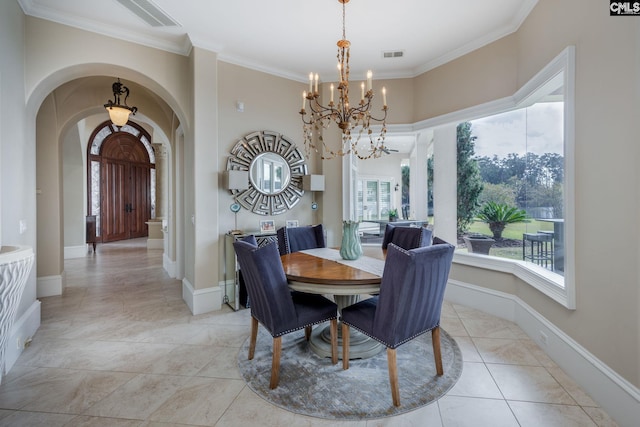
[308,294,384,360]
[309,323,384,360]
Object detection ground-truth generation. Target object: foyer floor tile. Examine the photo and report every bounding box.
[0,238,619,426]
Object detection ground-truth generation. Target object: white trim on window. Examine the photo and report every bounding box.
[453,251,569,307]
[380,46,576,309]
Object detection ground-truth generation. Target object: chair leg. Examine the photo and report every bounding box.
[387,348,400,407]
[248,316,258,360]
[342,323,350,369]
[270,336,282,389]
[330,318,338,365]
[304,325,312,341]
[432,326,443,376]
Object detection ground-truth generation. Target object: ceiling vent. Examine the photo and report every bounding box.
[382,50,404,59]
[115,0,179,27]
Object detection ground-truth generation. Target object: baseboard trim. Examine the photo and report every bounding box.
[36,274,63,297]
[147,238,164,250]
[64,245,87,259]
[163,253,176,278]
[4,300,41,376]
[445,279,639,427]
[182,278,222,315]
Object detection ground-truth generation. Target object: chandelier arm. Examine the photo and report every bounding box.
[307,99,339,117]
[300,109,340,126]
[345,98,373,116]
[362,108,388,124]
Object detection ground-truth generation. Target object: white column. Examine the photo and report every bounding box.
[152,143,167,219]
[411,131,432,221]
[433,125,457,245]
[186,47,221,314]
[341,153,357,222]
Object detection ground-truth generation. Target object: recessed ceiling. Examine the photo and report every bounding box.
[19,0,538,82]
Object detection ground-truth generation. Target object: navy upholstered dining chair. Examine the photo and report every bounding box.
[381,223,432,250]
[341,237,455,406]
[277,224,326,255]
[233,236,338,389]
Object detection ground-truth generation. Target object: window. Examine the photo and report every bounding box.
[460,85,565,276]
[451,47,575,308]
[356,177,393,220]
[401,46,575,308]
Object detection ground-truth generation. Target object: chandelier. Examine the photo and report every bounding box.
[299,0,388,160]
[104,78,137,126]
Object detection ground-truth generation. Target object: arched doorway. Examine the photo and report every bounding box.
[87,121,156,243]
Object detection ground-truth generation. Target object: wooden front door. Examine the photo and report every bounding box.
[100,133,152,242]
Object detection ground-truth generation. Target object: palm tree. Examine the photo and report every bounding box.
[476,201,528,239]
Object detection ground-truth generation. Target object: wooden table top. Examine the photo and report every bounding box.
[280,251,382,286]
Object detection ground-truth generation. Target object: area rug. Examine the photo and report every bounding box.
[237,325,462,420]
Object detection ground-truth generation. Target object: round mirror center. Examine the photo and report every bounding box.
[249,152,291,195]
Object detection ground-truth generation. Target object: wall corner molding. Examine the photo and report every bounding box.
[36,274,63,297]
[182,279,222,315]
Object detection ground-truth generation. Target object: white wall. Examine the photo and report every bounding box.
[0,0,37,319]
[62,123,84,251]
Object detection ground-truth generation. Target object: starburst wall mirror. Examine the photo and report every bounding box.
[226,130,308,215]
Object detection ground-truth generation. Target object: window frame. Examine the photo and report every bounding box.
[389,46,576,308]
[357,176,394,221]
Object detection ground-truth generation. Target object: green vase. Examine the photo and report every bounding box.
[340,221,362,260]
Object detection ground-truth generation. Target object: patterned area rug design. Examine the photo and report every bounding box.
[238,325,463,420]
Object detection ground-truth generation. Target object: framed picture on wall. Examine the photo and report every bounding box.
[259,220,275,233]
[286,220,299,228]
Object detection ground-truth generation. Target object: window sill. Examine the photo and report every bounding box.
[453,251,573,309]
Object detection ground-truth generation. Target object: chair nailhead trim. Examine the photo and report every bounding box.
[341,320,438,349]
[283,231,290,254]
[273,316,337,338]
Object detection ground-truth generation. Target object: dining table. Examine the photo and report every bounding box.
[280,247,386,360]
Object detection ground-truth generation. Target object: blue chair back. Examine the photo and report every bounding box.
[381,224,432,250]
[373,239,454,348]
[240,234,257,246]
[233,240,297,336]
[277,224,326,255]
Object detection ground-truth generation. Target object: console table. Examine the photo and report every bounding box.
[223,231,277,310]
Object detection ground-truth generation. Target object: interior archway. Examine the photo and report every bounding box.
[31,71,185,297]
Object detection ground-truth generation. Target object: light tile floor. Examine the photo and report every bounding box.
[0,239,619,426]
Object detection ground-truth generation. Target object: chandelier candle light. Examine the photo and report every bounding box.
[300,0,388,160]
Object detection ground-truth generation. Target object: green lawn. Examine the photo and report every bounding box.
[465,219,553,240]
[426,217,554,260]
[462,219,554,261]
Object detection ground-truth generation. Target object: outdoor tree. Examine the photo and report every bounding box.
[401,165,410,205]
[427,155,434,216]
[476,201,528,239]
[474,151,564,218]
[457,122,484,235]
[478,182,517,207]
